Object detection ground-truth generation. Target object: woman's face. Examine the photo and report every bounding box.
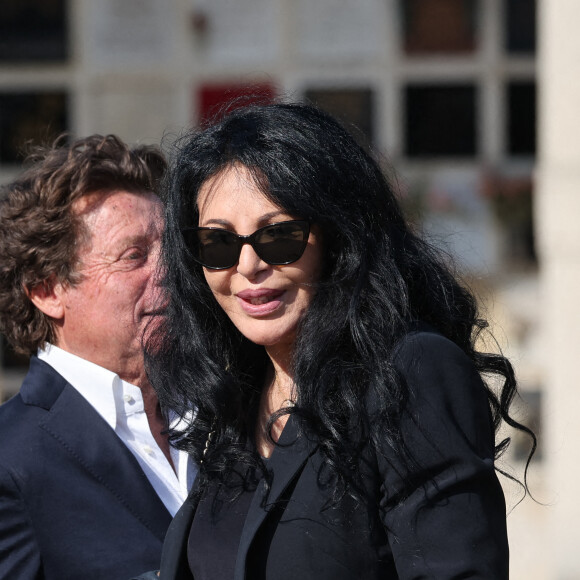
[196,165,322,353]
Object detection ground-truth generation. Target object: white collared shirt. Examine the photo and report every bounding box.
[38,344,196,516]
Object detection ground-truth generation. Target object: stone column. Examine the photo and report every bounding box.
[536,1,580,577]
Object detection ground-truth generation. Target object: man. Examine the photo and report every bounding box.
[0,135,196,579]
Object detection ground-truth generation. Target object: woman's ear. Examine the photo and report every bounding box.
[26,279,66,321]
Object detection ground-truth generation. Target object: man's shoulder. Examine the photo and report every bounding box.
[0,392,44,469]
[0,391,27,426]
[0,359,72,457]
[17,356,70,407]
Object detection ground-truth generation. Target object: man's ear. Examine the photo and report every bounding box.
[26,279,66,321]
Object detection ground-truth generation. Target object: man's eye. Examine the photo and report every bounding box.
[124,249,147,261]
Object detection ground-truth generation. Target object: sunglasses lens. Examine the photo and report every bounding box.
[188,228,240,269]
[183,221,310,269]
[254,222,309,264]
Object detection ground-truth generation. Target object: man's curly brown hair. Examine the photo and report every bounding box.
[0,134,166,356]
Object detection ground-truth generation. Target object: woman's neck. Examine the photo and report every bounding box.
[255,349,296,458]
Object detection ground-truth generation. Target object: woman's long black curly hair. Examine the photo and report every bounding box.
[147,101,535,500]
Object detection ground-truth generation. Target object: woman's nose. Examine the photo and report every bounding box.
[236,242,268,279]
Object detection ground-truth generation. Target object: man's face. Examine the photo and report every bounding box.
[54,189,164,386]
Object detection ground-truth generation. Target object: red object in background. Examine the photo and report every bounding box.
[197,83,276,125]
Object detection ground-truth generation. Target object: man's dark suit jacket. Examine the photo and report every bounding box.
[150,329,509,580]
[0,356,173,580]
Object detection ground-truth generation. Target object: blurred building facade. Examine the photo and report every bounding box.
[1,0,576,577]
[536,1,580,577]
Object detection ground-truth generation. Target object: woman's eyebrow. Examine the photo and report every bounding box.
[201,211,290,228]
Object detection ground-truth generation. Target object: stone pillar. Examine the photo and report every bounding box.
[536,1,580,577]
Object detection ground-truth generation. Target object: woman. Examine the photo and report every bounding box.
[145,102,534,579]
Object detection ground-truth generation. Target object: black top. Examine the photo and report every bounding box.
[187,474,259,579]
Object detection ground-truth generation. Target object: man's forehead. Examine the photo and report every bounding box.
[72,188,160,217]
[72,190,162,256]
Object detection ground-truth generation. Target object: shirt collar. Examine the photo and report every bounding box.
[37,344,144,430]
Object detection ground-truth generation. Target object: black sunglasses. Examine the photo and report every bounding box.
[182,220,311,270]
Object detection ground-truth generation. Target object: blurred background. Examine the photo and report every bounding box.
[0,1,578,577]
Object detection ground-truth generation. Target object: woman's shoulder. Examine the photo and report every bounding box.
[386,323,490,432]
[392,322,465,359]
[391,323,476,383]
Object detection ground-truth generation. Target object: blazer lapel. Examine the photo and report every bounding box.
[23,358,172,540]
[233,414,318,580]
[159,489,199,580]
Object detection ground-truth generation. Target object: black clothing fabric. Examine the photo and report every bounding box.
[187,476,257,579]
[152,328,509,580]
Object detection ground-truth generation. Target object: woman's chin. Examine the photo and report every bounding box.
[235,325,296,351]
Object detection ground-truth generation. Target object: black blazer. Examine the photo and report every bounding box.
[155,329,509,580]
[0,356,173,580]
